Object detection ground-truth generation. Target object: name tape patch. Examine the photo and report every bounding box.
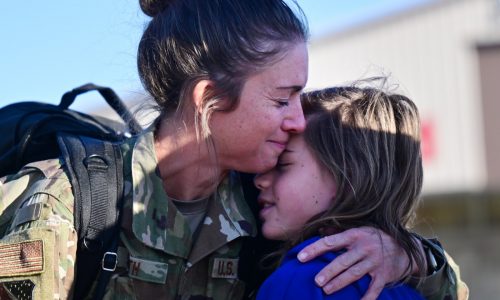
[211,258,238,279]
[128,256,168,284]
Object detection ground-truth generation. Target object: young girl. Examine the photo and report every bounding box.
[255,85,427,299]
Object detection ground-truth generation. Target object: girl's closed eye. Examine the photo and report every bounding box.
[276,160,292,170]
[257,133,338,242]
[276,151,294,169]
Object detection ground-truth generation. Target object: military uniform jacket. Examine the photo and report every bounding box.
[0,131,256,300]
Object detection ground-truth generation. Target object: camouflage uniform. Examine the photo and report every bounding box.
[408,245,469,300]
[0,130,467,300]
[0,131,256,299]
[0,159,77,300]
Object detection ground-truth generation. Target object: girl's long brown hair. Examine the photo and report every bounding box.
[269,82,426,280]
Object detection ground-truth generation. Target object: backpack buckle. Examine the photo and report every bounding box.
[102,252,118,272]
[83,154,109,171]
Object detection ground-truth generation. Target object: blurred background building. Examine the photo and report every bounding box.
[309,0,499,196]
[305,0,500,298]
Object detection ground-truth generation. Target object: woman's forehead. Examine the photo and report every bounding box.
[248,43,308,89]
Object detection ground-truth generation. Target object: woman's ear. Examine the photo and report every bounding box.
[192,79,215,113]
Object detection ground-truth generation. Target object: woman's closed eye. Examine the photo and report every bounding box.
[273,98,290,107]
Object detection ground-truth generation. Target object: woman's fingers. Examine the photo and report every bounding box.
[297,231,356,263]
[360,275,386,300]
[321,258,375,294]
[297,226,411,299]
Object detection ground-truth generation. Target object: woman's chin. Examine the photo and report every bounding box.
[250,158,279,174]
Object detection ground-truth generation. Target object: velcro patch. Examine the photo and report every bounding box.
[0,279,35,300]
[211,258,238,279]
[0,240,43,277]
[128,256,168,284]
[13,203,42,228]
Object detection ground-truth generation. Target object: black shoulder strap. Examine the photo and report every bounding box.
[57,134,125,300]
[59,83,142,135]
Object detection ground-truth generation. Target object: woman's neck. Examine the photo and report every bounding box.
[153,118,227,201]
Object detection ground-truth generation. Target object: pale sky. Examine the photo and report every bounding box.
[0,0,432,110]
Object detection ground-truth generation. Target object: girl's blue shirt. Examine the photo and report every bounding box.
[257,236,425,300]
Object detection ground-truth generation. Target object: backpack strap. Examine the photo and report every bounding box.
[59,83,142,135]
[57,134,125,300]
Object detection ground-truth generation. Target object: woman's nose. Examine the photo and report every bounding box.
[282,98,306,133]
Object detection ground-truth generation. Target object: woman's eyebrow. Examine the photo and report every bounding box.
[276,85,303,93]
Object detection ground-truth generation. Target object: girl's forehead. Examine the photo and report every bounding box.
[284,134,309,157]
[285,134,303,149]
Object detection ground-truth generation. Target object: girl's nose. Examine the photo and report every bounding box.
[254,172,272,191]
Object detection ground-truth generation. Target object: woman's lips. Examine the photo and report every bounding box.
[268,140,286,150]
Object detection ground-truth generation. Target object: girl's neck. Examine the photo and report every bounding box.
[153,118,227,201]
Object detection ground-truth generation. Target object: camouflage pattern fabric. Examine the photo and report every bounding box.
[447,252,469,300]
[0,159,77,299]
[0,131,256,299]
[0,130,465,299]
[420,251,469,300]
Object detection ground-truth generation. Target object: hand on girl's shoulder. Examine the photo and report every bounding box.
[256,237,359,300]
[256,237,425,300]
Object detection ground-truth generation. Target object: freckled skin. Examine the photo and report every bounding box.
[254,134,338,240]
[209,43,308,174]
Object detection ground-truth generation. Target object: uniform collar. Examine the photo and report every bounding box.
[130,131,256,260]
[188,171,257,264]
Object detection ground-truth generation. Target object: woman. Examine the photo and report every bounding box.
[255,85,433,299]
[0,1,460,299]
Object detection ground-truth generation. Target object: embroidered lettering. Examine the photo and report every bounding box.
[130,261,141,276]
[211,258,238,279]
[128,256,168,284]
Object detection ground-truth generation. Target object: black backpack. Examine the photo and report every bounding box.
[0,83,142,299]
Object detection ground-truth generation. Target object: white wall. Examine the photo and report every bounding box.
[307,0,497,194]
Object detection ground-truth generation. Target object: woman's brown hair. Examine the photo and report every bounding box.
[138,0,308,138]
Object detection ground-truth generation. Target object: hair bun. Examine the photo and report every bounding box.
[139,0,173,17]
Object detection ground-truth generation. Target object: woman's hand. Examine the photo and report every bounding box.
[297,227,413,300]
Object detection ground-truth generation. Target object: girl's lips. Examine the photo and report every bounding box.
[259,203,274,219]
